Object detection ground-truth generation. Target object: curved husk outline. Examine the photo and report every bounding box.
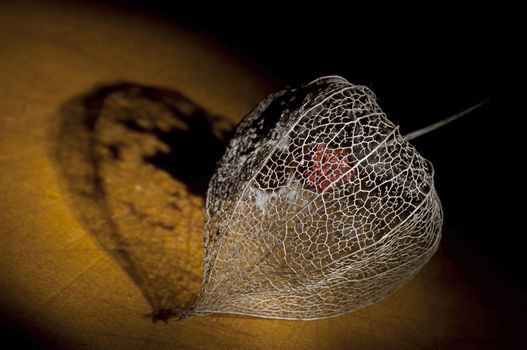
[185,76,442,320]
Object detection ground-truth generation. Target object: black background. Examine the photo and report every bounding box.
[3,1,521,348]
[113,0,519,271]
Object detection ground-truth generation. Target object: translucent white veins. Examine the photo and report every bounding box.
[185,76,442,320]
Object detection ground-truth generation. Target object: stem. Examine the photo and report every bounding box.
[403,99,490,141]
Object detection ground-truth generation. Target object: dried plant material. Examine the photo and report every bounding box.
[185,76,443,320]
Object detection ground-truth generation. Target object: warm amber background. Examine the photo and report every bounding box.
[0,1,522,349]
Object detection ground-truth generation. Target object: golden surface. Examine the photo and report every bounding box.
[0,1,511,349]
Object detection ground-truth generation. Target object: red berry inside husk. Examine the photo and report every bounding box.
[303,143,357,192]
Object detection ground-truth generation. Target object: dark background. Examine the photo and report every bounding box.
[112,0,519,273]
[3,1,521,348]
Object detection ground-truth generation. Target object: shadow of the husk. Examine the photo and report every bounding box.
[49,82,233,321]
